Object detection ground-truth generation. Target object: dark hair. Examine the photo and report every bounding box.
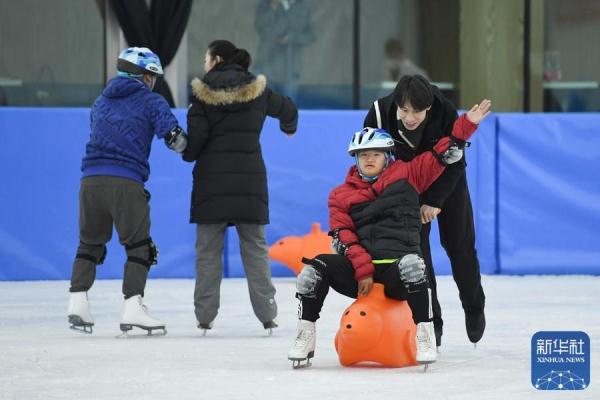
[393,74,433,111]
[208,40,251,71]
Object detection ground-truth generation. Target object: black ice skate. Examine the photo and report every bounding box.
[263,320,278,336]
[465,309,486,347]
[434,323,443,351]
[117,295,167,338]
[197,321,213,336]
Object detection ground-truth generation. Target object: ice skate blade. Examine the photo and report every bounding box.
[418,360,436,373]
[290,358,312,369]
[116,324,167,338]
[289,351,314,369]
[263,320,278,335]
[197,322,212,336]
[68,315,93,334]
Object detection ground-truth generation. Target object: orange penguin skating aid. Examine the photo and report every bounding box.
[334,283,417,367]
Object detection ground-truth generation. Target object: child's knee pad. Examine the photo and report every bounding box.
[125,238,158,271]
[295,257,326,299]
[75,243,107,265]
[397,254,427,293]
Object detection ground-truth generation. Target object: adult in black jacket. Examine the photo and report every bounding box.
[363,75,486,346]
[183,40,298,334]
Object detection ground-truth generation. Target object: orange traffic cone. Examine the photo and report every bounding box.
[334,283,417,367]
[268,223,333,275]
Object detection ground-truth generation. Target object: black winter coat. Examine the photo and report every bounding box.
[364,86,462,208]
[349,180,422,258]
[183,64,298,224]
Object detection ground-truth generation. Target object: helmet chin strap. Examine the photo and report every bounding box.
[355,152,395,182]
[117,71,144,79]
[149,76,157,91]
[116,72,156,91]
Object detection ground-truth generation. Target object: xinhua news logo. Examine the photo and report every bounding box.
[531,331,590,390]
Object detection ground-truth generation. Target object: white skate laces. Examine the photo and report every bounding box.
[294,326,313,348]
[417,329,433,351]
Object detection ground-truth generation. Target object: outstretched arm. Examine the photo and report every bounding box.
[420,99,492,208]
[266,88,298,135]
[407,99,491,193]
[148,93,187,154]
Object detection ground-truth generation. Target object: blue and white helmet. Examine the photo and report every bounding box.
[348,127,395,156]
[117,47,164,77]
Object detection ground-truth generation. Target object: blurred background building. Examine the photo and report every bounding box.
[1,0,599,112]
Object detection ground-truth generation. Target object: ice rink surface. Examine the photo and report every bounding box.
[1,275,598,400]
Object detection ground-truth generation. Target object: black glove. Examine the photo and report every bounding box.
[165,126,188,153]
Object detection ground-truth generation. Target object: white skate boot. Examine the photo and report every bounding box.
[416,321,437,371]
[68,292,94,334]
[118,295,166,337]
[288,320,316,369]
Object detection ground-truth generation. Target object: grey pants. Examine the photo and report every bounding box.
[194,223,277,325]
[69,176,153,298]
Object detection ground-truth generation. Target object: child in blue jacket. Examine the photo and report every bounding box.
[68,47,188,336]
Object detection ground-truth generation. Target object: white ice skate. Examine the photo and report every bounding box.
[68,292,94,334]
[416,321,437,371]
[118,295,166,337]
[288,320,316,369]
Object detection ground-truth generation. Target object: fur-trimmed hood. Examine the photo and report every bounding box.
[191,67,266,107]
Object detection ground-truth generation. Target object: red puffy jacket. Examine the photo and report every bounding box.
[328,114,478,281]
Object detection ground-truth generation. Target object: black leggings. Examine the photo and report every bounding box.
[298,254,432,325]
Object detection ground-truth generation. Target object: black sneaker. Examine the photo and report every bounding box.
[465,310,486,343]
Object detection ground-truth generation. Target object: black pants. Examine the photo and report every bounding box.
[298,254,432,325]
[420,175,486,334]
[69,176,152,298]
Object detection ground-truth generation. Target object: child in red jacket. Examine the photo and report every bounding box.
[288,99,491,368]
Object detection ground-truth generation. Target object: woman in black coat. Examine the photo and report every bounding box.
[183,40,298,334]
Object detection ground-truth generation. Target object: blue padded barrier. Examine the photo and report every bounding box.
[1,107,598,280]
[0,108,196,281]
[497,114,600,274]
